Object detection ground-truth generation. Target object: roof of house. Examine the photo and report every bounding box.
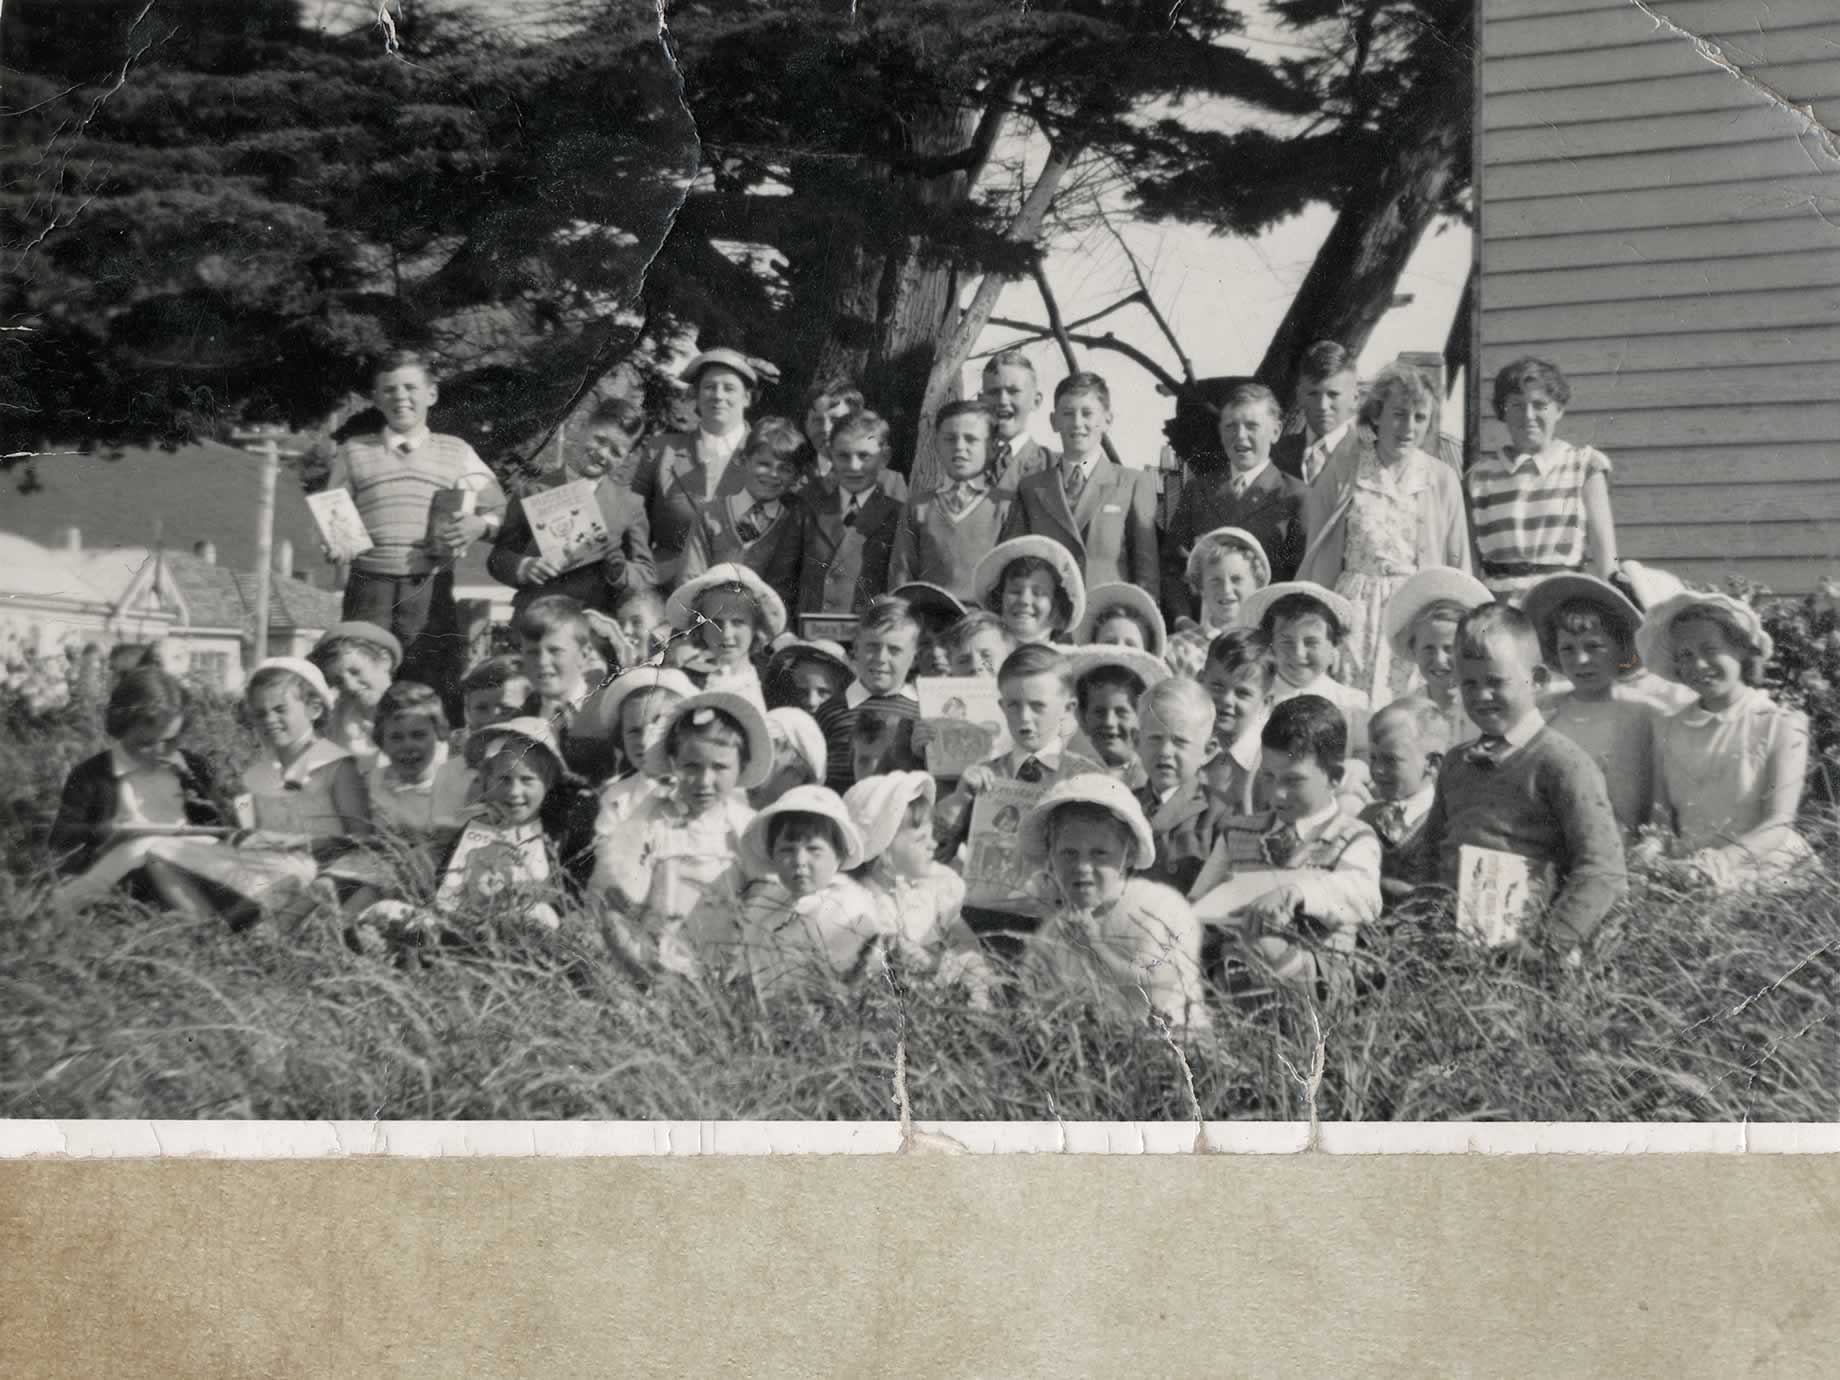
[84,547,343,637]
[0,533,109,604]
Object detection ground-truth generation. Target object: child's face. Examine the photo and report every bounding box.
[1217,402,1278,472]
[854,624,918,696]
[1376,390,1432,459]
[1048,814,1130,912]
[523,628,588,702]
[571,424,635,481]
[744,448,798,504]
[1092,614,1145,652]
[672,734,744,815]
[748,739,812,810]
[1052,389,1111,459]
[1502,385,1564,454]
[1555,616,1619,699]
[615,601,664,656]
[483,748,550,826]
[1412,616,1460,699]
[1368,719,1433,802]
[247,681,316,751]
[694,366,750,433]
[885,798,936,879]
[1457,632,1545,737]
[772,827,840,899]
[464,679,530,731]
[829,430,886,496]
[117,713,184,771]
[621,689,681,776]
[1000,670,1073,755]
[980,364,1039,440]
[1201,662,1271,742]
[787,659,843,716]
[372,365,436,434]
[1670,616,1746,710]
[378,712,441,777]
[1259,748,1338,824]
[324,645,392,707]
[1079,683,1140,767]
[1197,552,1259,630]
[950,627,1011,678]
[696,590,758,664]
[1271,613,1336,686]
[1138,702,1216,798]
[804,393,849,452]
[916,637,952,678]
[1301,368,1359,440]
[1001,569,1059,643]
[936,414,991,481]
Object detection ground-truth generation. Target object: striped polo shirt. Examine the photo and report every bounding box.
[1466,440,1610,600]
[326,430,505,577]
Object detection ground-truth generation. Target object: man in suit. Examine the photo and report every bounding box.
[979,348,1055,497]
[1271,340,1364,546]
[1000,371,1159,601]
[1161,381,1306,619]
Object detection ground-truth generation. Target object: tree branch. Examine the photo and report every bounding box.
[1096,200,1196,385]
[1028,261,1120,465]
[986,317,1189,399]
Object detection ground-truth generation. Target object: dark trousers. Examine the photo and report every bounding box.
[343,566,462,713]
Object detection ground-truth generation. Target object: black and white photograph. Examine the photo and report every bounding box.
[1,0,1835,1128]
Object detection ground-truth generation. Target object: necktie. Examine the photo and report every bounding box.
[842,497,860,529]
[394,438,414,457]
[1375,801,1407,843]
[1302,441,1324,485]
[1063,462,1086,506]
[993,439,1013,474]
[1017,757,1045,784]
[1467,736,1508,769]
[1261,821,1301,867]
[735,502,768,544]
[1230,472,1248,500]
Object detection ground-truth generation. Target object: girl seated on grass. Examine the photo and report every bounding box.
[1634,591,1812,887]
[49,666,238,913]
[663,562,786,704]
[843,770,978,982]
[972,536,1086,650]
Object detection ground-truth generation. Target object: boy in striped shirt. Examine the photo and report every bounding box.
[324,349,507,708]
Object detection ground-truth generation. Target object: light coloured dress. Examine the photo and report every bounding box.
[1335,453,1424,705]
[679,874,894,1002]
[1652,687,1810,884]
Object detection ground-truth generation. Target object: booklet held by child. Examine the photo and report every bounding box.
[305,488,374,560]
[522,479,613,573]
[917,676,1011,777]
[1457,845,1550,947]
[963,778,1047,914]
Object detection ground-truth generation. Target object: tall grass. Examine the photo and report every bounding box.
[1,677,1833,1122]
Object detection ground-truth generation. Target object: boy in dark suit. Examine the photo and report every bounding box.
[1272,340,1363,489]
[978,349,1055,496]
[796,409,903,618]
[1000,371,1159,602]
[1359,696,1443,910]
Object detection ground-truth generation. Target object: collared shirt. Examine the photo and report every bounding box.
[1466,439,1610,587]
[383,423,431,455]
[108,745,188,828]
[844,680,917,710]
[1061,451,1098,498]
[1371,781,1436,841]
[1304,420,1351,482]
[696,425,749,499]
[1288,799,1344,843]
[1474,707,1546,767]
[1004,743,1065,777]
[1229,458,1270,498]
[937,476,989,517]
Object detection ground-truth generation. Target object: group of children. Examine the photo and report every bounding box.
[42,342,1816,1035]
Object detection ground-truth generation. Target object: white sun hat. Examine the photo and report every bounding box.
[843,771,937,863]
[1019,772,1156,870]
[972,535,1087,632]
[642,690,775,789]
[665,561,789,640]
[739,784,866,875]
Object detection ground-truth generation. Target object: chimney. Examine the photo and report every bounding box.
[273,539,294,580]
[63,526,80,553]
[193,540,217,565]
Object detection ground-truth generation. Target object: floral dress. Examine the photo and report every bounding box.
[1336,454,1423,704]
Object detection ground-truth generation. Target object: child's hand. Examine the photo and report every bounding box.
[1242,884,1302,933]
[958,764,996,796]
[433,513,488,554]
[517,555,562,585]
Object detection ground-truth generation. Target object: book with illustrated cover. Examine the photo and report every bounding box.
[1457,845,1551,948]
[521,478,613,573]
[304,488,373,560]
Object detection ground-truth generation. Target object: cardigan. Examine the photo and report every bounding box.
[1296,443,1472,588]
[486,470,656,615]
[1000,457,1160,601]
[797,487,903,615]
[887,484,1012,605]
[48,748,229,876]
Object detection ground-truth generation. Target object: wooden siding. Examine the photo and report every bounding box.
[1480,0,1840,592]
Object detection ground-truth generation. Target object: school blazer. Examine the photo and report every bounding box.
[622,429,752,568]
[680,492,803,615]
[990,436,1054,498]
[1295,445,1472,588]
[48,749,231,875]
[1161,463,1307,618]
[1133,779,1230,897]
[796,488,903,615]
[1000,458,1160,600]
[486,472,657,615]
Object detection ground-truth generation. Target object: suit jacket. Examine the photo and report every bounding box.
[1001,457,1160,600]
[1134,779,1229,897]
[1272,421,1363,488]
[1162,463,1307,618]
[990,435,1053,498]
[622,428,752,577]
[48,749,230,876]
[797,487,903,615]
[487,471,657,615]
[679,491,803,615]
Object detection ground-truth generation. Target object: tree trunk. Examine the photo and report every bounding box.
[1255,8,1471,408]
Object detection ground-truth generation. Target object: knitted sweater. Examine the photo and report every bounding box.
[1417,725,1626,945]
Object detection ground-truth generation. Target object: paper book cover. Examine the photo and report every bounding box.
[522,478,613,573]
[916,675,1011,778]
[1189,869,1290,930]
[304,488,373,560]
[1457,845,1550,948]
[963,778,1047,914]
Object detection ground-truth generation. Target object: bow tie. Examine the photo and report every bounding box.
[1016,756,1046,783]
[1261,821,1301,867]
[1466,736,1509,769]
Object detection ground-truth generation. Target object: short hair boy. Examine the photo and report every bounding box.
[814,596,922,791]
[800,410,903,616]
[679,415,805,616]
[1198,628,1276,814]
[1360,696,1444,908]
[1132,676,1223,895]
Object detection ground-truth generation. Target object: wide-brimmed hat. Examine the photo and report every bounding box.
[679,348,763,389]
[765,706,827,784]
[891,581,968,628]
[1075,583,1168,658]
[738,784,865,875]
[310,621,402,670]
[1019,772,1156,870]
[1521,573,1643,660]
[766,638,853,687]
[843,771,937,862]
[665,562,788,640]
[577,664,698,743]
[249,656,335,706]
[1636,591,1774,684]
[642,690,775,788]
[1065,646,1170,696]
[972,535,1087,631]
[1239,580,1356,637]
[1183,527,1271,590]
[473,715,569,779]
[1383,568,1492,664]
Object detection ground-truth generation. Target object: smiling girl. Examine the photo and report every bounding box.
[973,536,1086,649]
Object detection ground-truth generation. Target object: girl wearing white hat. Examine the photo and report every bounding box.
[584,666,698,834]
[664,561,787,706]
[842,771,978,976]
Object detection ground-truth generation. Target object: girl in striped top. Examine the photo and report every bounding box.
[1467,357,1618,603]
